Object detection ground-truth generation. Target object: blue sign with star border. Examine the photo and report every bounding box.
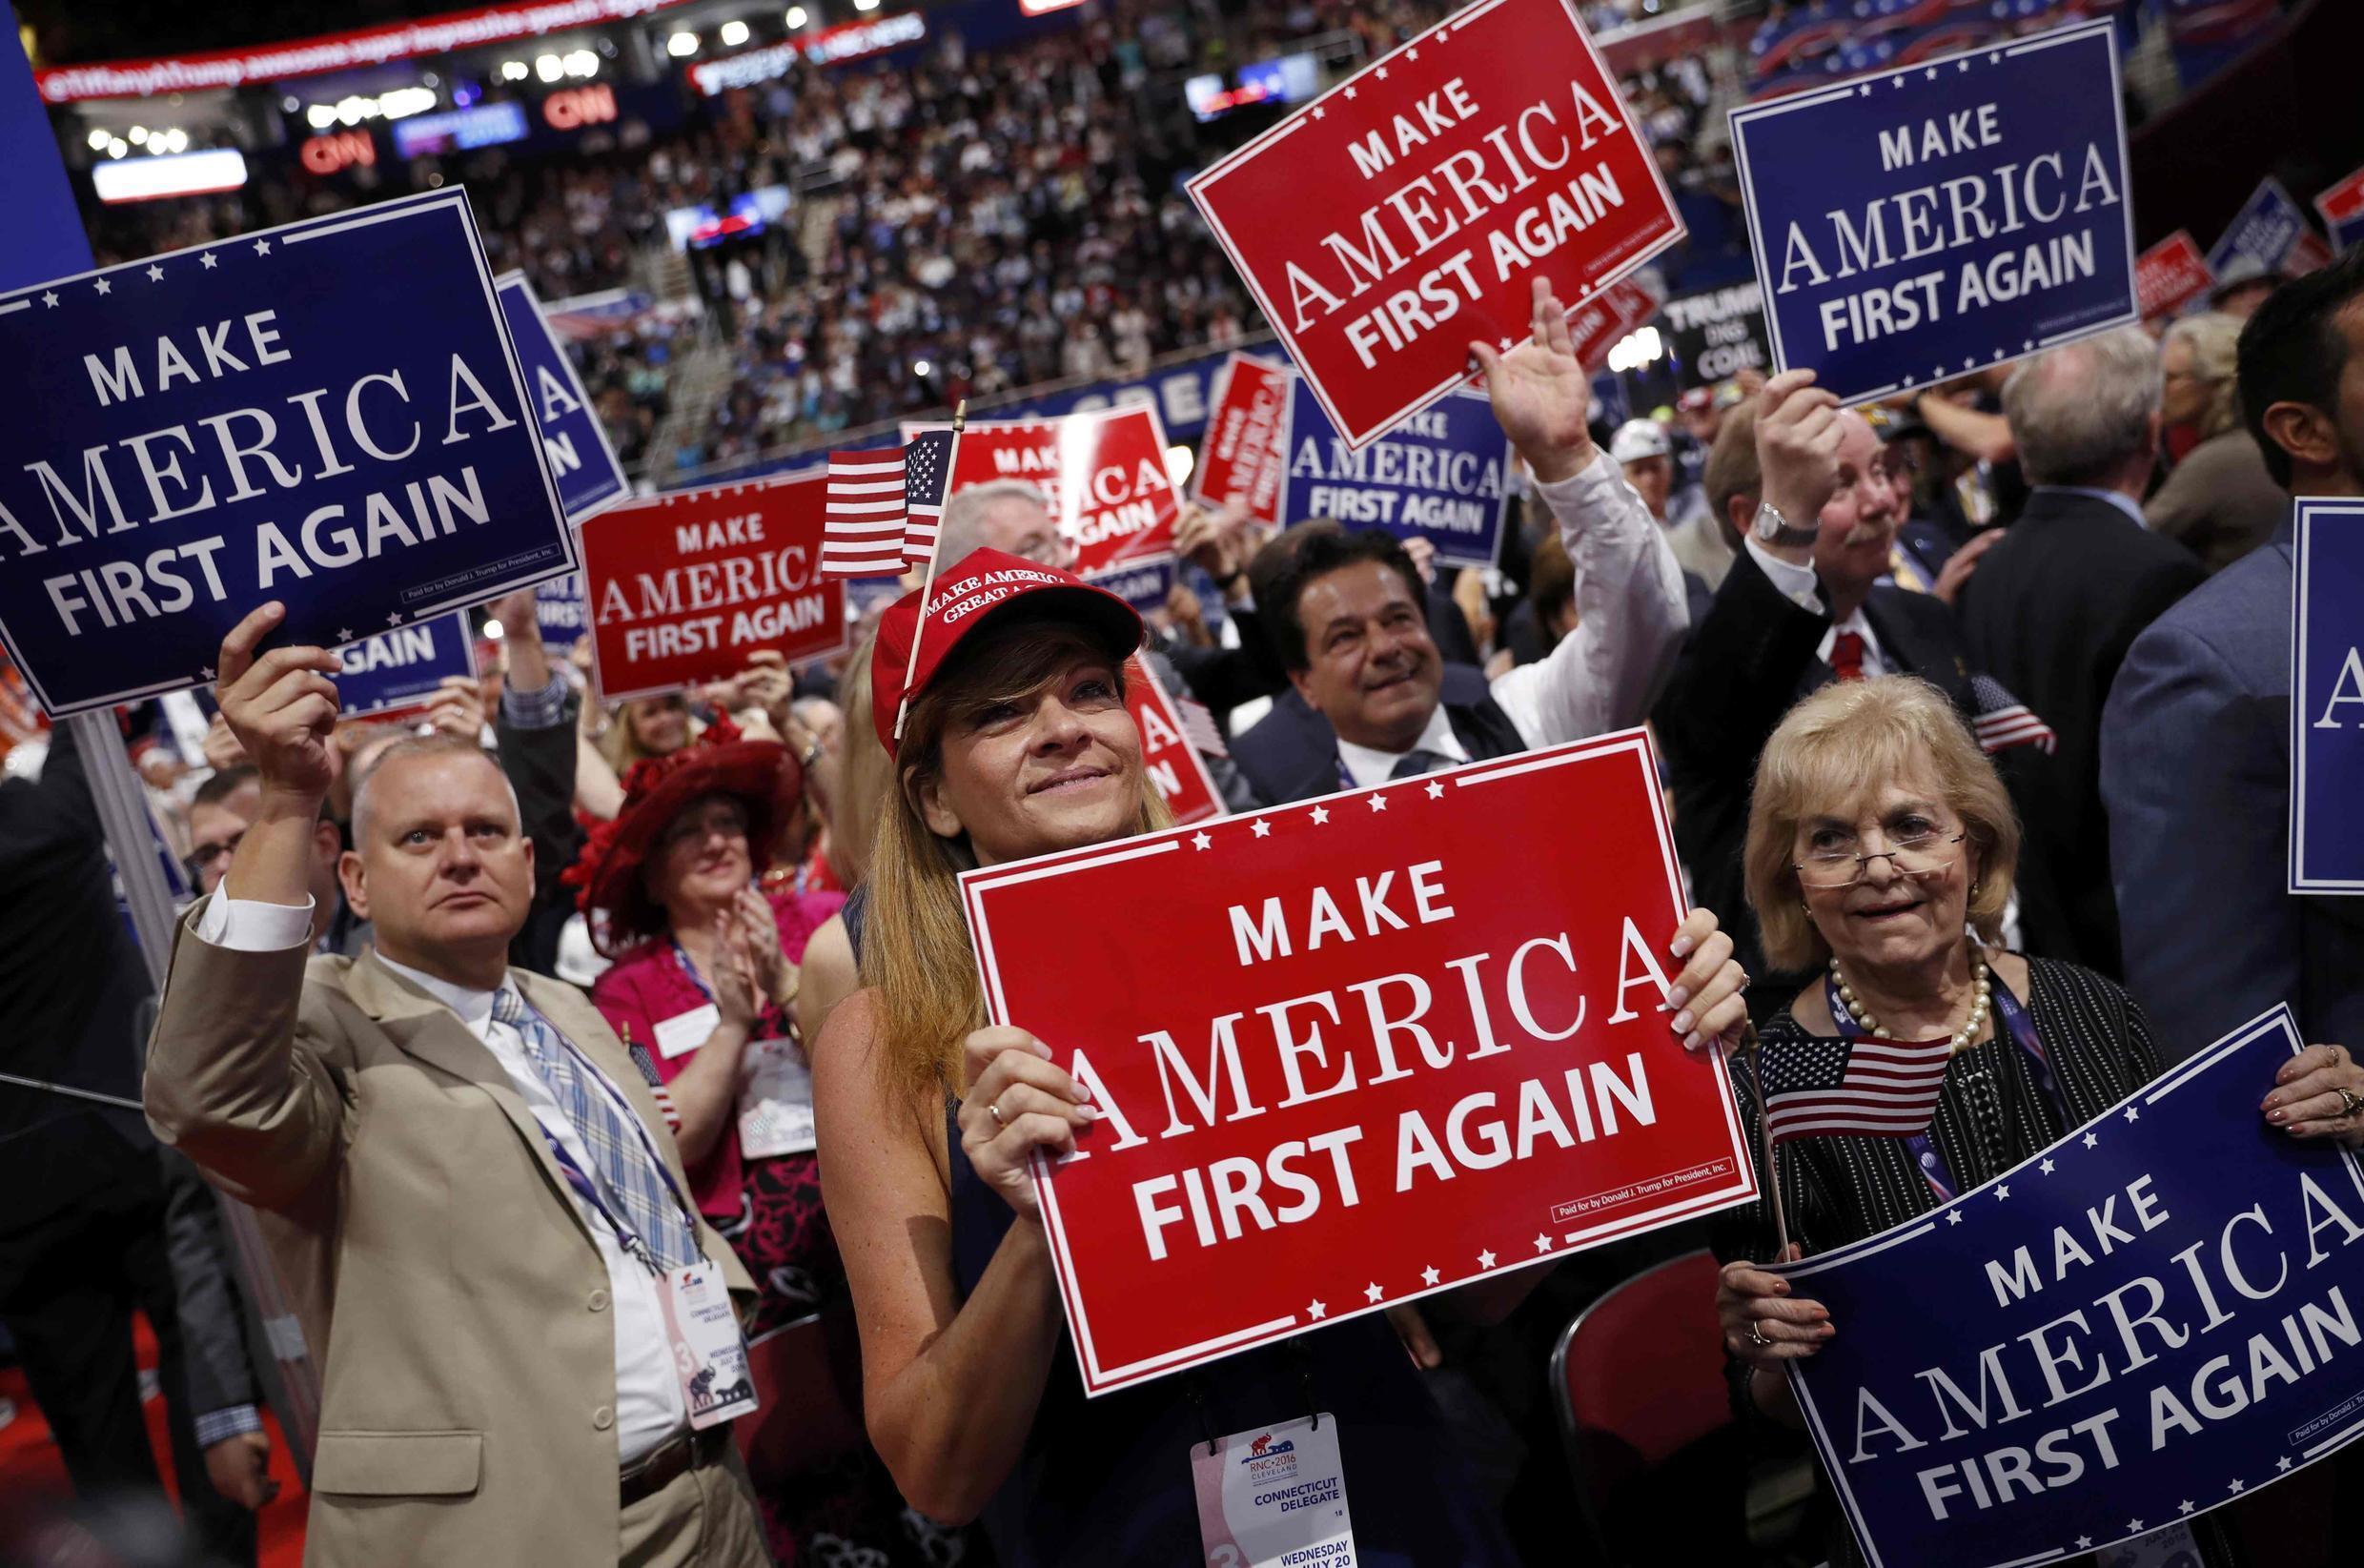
[1773,1007,2364,1568]
[334,609,478,721]
[0,188,573,718]
[2291,499,2364,895]
[1726,18,2138,405]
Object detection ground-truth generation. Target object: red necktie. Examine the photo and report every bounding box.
[1829,630,1867,682]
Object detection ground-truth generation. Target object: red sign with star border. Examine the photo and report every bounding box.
[1126,655,1226,827]
[959,727,1756,1395]
[2134,231,2213,321]
[1186,0,1681,451]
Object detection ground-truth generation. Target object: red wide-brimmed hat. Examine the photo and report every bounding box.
[562,714,803,952]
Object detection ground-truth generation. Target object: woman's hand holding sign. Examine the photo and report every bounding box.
[959,1027,1100,1224]
[1717,1252,1831,1425]
[2263,1044,2364,1148]
[1664,906,1752,1057]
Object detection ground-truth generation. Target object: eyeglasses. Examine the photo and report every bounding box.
[1794,827,1967,889]
[188,831,245,871]
[661,809,749,847]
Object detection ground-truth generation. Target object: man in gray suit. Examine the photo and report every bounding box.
[2103,245,2364,1065]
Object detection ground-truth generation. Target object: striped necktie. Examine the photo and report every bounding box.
[1389,748,1452,780]
[492,987,701,1273]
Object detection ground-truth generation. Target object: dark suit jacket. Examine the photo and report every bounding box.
[495,693,585,978]
[2102,533,2364,1063]
[1651,546,1995,986]
[1958,489,2205,975]
[1230,664,1509,805]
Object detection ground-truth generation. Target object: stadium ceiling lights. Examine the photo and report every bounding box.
[853,0,880,11]
[785,7,808,27]
[88,124,191,157]
[721,20,751,46]
[667,31,701,55]
[303,86,438,130]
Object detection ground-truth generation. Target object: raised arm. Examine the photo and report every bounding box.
[1474,278,1687,744]
[146,603,349,1210]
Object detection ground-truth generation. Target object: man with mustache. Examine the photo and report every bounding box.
[1235,278,1690,804]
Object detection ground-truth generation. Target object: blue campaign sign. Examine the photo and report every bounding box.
[533,573,588,653]
[1728,19,2137,404]
[1280,377,1511,571]
[1777,1008,2364,1568]
[0,189,572,719]
[336,610,477,721]
[496,271,628,522]
[2292,499,2364,894]
[2208,178,2312,278]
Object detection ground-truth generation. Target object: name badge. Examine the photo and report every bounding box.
[652,1003,722,1061]
[660,1261,759,1431]
[737,1036,817,1158]
[1190,1414,1356,1568]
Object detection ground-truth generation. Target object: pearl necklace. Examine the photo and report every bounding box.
[1830,951,1992,1053]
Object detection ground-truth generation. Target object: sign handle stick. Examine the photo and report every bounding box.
[1739,1029,1794,1260]
[892,399,967,744]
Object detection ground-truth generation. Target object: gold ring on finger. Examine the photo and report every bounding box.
[1747,1320,1770,1348]
[2338,1088,2364,1120]
[988,1098,1006,1128]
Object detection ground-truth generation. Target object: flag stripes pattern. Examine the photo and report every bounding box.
[1176,695,1228,758]
[1969,673,2058,755]
[822,451,910,578]
[1760,1033,1952,1145]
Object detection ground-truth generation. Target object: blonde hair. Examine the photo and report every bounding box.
[861,621,1167,1109]
[827,622,889,889]
[597,695,693,775]
[1742,677,2019,970]
[2162,311,2244,440]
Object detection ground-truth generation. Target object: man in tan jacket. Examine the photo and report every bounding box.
[145,602,769,1568]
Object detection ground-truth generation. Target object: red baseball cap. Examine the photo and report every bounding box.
[869,548,1143,753]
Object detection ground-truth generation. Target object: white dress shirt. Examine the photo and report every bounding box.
[1742,537,1891,679]
[1339,449,1690,782]
[196,895,687,1464]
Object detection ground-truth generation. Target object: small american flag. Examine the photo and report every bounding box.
[1758,1033,1952,1146]
[821,450,910,578]
[900,427,956,568]
[1969,674,2057,755]
[623,1041,682,1135]
[1176,695,1228,758]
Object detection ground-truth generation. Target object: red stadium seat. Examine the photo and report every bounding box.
[1550,1249,1753,1563]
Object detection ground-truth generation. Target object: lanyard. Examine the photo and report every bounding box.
[504,994,696,1271]
[1824,964,2065,1203]
[670,939,716,1005]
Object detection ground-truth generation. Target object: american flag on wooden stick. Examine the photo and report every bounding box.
[898,426,956,569]
[1969,674,2057,755]
[820,451,910,578]
[1759,1033,1952,1146]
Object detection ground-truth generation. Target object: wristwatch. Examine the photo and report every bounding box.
[1752,501,1819,548]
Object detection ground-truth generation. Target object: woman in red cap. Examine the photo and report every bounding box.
[571,723,954,1564]
[812,548,1752,1566]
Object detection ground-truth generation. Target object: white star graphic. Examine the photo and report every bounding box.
[2277,1456,2293,1472]
[1946,1210,1963,1225]
[200,252,218,270]
[2040,1158,2055,1174]
[1962,356,1973,370]
[1858,83,1870,95]
[1890,74,1905,89]
[1958,60,1969,71]
[1925,67,1937,79]
[1932,367,1945,380]
[1995,1185,2010,1200]
[1376,66,1388,79]
[41,289,59,307]
[2178,1500,2195,1515]
[336,627,351,641]
[1498,335,1515,351]
[1989,51,2002,63]
[1312,107,1325,119]
[1367,793,1387,811]
[386,612,404,626]
[1307,1299,1327,1320]
[1405,46,1416,58]
[2024,339,2035,351]
[196,664,214,681]
[93,278,111,295]
[2076,1538,2092,1551]
[1363,1282,1383,1303]
[146,264,164,282]
[1478,1250,1497,1269]
[1311,805,1330,824]
[2083,1131,2100,1149]
[1192,830,1213,850]
[1344,87,1356,99]
[1993,349,2005,359]
[254,238,272,255]
[1533,1233,1553,1254]
[1424,780,1444,799]
[2125,1106,2141,1124]
[2129,1517,2145,1532]
[1251,818,1272,838]
[2228,1478,2245,1493]
[1421,1265,1440,1287]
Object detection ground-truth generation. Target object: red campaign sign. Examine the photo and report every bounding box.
[1561,275,1664,375]
[1192,354,1293,526]
[1126,657,1225,827]
[2288,227,2335,277]
[932,406,1183,580]
[960,729,1756,1395]
[2318,166,2364,233]
[580,470,847,703]
[2134,232,2213,320]
[1187,0,1681,450]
